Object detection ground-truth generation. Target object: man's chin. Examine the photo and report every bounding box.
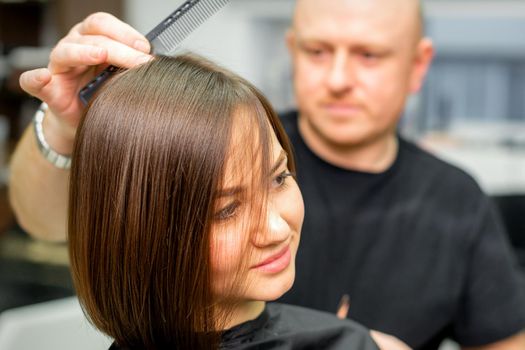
[317,126,370,148]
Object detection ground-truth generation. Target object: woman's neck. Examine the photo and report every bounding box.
[219,300,265,330]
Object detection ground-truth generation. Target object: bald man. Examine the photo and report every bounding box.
[277,0,525,349]
[8,1,525,349]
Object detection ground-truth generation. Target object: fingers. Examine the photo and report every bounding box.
[75,35,152,68]
[49,40,152,74]
[76,12,150,53]
[19,68,52,99]
[336,294,350,319]
[49,40,150,74]
[48,43,108,74]
[19,68,76,112]
[50,13,152,74]
[370,330,412,350]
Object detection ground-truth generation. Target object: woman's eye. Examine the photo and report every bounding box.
[215,201,240,221]
[272,171,294,189]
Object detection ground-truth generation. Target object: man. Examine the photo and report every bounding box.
[277,1,525,349]
[8,0,525,349]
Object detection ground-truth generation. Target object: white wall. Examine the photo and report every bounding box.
[123,0,294,88]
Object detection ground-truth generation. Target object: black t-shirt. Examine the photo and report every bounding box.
[278,111,525,350]
[108,303,378,349]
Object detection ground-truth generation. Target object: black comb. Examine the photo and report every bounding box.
[79,0,230,105]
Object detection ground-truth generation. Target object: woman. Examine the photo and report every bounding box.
[68,54,378,349]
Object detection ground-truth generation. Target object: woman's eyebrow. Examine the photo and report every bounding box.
[270,150,288,175]
[216,151,288,198]
[216,186,244,198]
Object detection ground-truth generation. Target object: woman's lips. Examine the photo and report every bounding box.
[252,246,291,273]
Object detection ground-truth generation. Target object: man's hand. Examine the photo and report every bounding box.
[335,295,411,349]
[370,330,412,350]
[463,331,525,350]
[10,13,153,240]
[19,12,152,153]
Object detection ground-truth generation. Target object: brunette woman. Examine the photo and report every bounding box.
[68,54,378,349]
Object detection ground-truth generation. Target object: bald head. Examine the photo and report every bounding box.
[285,0,435,156]
[292,0,424,45]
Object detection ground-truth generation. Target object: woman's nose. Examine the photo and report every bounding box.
[251,203,290,248]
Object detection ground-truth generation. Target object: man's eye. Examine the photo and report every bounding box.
[215,201,240,221]
[359,51,383,63]
[308,48,323,55]
[272,171,294,189]
[303,46,328,57]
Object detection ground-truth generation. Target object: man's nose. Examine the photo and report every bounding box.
[326,51,354,94]
[251,203,290,248]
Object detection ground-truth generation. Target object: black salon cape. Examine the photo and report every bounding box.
[108,303,379,349]
[220,303,377,349]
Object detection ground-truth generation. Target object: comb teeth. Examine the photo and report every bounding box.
[149,0,230,55]
[79,0,230,105]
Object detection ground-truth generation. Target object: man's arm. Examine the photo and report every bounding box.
[8,12,152,241]
[9,124,71,241]
[455,189,525,349]
[463,331,525,350]
[370,330,412,350]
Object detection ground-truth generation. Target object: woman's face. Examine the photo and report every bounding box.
[210,121,304,302]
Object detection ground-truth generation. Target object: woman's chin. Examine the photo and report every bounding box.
[217,262,297,303]
[251,266,296,301]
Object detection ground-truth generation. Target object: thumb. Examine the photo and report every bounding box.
[370,330,412,350]
[19,68,52,100]
[336,294,350,319]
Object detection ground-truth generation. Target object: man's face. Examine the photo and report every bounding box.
[287,0,432,148]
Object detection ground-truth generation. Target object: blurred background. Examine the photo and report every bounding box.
[0,0,524,349]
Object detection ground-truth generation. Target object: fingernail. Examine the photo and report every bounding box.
[35,69,47,82]
[134,40,150,53]
[136,54,153,65]
[90,48,103,59]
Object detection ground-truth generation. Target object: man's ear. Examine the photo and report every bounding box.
[285,28,296,58]
[410,37,434,93]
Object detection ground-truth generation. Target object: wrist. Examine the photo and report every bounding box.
[33,103,73,169]
[41,107,76,155]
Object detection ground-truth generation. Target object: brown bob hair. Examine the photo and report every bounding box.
[68,54,294,349]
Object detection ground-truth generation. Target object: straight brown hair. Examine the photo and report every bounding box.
[68,54,294,349]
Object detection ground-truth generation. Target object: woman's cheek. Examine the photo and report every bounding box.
[210,228,243,275]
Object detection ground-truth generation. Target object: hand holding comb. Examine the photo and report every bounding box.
[79,0,230,105]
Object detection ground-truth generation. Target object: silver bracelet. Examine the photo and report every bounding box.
[33,102,72,169]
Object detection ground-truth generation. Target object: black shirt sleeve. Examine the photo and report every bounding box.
[453,194,525,346]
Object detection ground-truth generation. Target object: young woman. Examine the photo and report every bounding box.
[68,54,379,349]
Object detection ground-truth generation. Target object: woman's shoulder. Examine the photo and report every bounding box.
[250,303,379,349]
[268,302,365,327]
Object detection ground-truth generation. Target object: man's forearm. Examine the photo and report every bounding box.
[9,125,69,241]
[463,331,525,350]
[9,12,152,241]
